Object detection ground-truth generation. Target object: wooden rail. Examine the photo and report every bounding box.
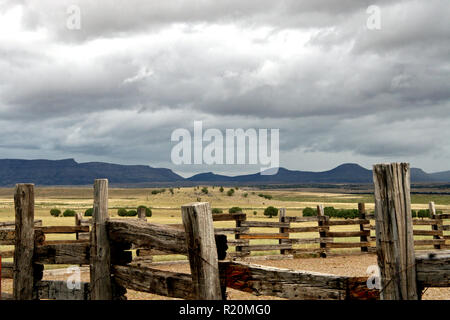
[219,261,379,300]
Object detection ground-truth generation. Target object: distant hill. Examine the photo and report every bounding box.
[0,159,448,186]
[188,164,373,183]
[189,163,449,184]
[0,159,183,186]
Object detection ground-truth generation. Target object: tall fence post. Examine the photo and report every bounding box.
[138,207,147,221]
[90,179,113,300]
[182,202,222,300]
[358,203,369,252]
[75,212,82,240]
[279,208,287,255]
[13,184,35,300]
[373,163,418,300]
[429,201,443,250]
[317,205,328,258]
[235,212,249,257]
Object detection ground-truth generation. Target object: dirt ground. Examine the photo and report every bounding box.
[2,254,449,300]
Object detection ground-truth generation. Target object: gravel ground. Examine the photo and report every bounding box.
[2,254,448,300]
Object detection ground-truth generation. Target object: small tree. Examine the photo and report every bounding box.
[219,186,224,193]
[50,208,61,217]
[201,187,209,194]
[169,188,174,195]
[253,211,257,216]
[227,189,235,197]
[264,206,278,218]
[243,193,248,198]
[84,208,93,217]
[63,209,76,217]
[229,207,242,214]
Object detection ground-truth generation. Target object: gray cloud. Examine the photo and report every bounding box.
[0,0,449,175]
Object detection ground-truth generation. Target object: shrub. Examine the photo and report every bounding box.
[201,187,208,194]
[117,208,128,216]
[169,188,174,195]
[243,193,248,198]
[227,189,235,197]
[151,189,166,195]
[219,186,224,192]
[253,211,257,216]
[229,207,242,214]
[264,206,278,218]
[417,209,430,219]
[212,208,223,214]
[84,208,93,216]
[63,209,76,217]
[127,210,138,217]
[258,193,272,200]
[303,207,317,216]
[302,206,358,219]
[50,208,61,217]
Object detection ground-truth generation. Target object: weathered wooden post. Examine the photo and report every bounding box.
[358,203,369,252]
[429,201,443,250]
[13,184,35,300]
[75,212,82,240]
[90,179,113,300]
[317,205,328,258]
[138,207,147,221]
[279,208,287,255]
[235,212,249,257]
[373,163,418,300]
[182,202,222,300]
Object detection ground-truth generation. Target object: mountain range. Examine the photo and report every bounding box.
[0,159,449,187]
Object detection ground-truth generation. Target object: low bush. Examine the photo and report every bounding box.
[63,209,76,217]
[302,206,358,219]
[212,208,223,214]
[50,208,61,217]
[151,189,166,195]
[84,208,93,216]
[127,210,137,217]
[229,207,242,214]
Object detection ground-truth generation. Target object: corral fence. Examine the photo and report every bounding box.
[136,202,450,261]
[0,162,449,300]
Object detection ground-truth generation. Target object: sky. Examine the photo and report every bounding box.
[0,0,449,177]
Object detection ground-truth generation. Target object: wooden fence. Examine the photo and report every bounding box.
[1,162,450,300]
[209,203,449,258]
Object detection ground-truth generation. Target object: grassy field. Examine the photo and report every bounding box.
[1,185,449,263]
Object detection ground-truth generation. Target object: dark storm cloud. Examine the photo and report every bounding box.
[0,0,449,173]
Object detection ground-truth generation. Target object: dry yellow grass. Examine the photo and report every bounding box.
[1,186,449,300]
